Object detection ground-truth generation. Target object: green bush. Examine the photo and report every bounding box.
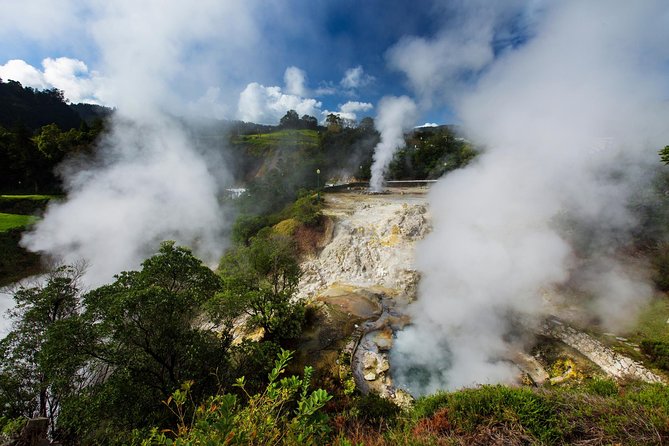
[291,194,322,226]
[141,349,332,446]
[413,385,562,443]
[640,340,669,370]
[585,378,619,397]
[0,416,26,438]
[231,214,270,245]
[353,393,401,425]
[652,244,669,291]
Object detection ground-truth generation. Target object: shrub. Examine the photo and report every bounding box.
[652,244,669,291]
[353,393,401,425]
[585,378,619,397]
[231,214,270,245]
[413,385,562,443]
[141,349,332,446]
[640,339,669,371]
[273,218,300,237]
[291,194,322,226]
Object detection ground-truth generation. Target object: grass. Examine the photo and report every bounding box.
[628,296,669,343]
[331,380,669,445]
[0,212,37,232]
[233,129,319,150]
[0,194,57,215]
[0,194,57,200]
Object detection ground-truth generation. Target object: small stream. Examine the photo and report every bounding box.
[350,292,410,396]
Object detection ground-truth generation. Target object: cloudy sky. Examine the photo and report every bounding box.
[0,0,537,126]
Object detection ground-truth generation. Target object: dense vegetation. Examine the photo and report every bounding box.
[0,240,307,444]
[3,241,669,445]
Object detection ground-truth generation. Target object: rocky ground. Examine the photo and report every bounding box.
[296,187,666,401]
[297,189,429,401]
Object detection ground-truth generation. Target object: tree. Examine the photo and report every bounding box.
[325,113,342,132]
[0,266,85,432]
[55,242,230,444]
[279,109,300,129]
[359,116,375,130]
[81,242,226,397]
[660,145,669,165]
[216,232,304,342]
[301,114,318,130]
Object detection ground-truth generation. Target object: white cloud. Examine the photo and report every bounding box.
[341,101,373,115]
[0,0,84,42]
[42,57,106,104]
[237,82,321,124]
[283,66,308,97]
[323,100,374,122]
[0,59,48,89]
[340,65,374,90]
[314,83,337,96]
[0,57,105,104]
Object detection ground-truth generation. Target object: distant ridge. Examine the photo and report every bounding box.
[0,79,113,131]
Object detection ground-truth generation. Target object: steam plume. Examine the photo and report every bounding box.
[391,1,669,394]
[369,96,418,191]
[20,1,260,285]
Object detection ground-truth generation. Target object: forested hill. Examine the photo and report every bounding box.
[0,79,111,131]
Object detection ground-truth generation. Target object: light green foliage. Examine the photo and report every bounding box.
[290,194,322,226]
[398,381,669,445]
[0,416,26,441]
[0,194,55,200]
[141,349,332,446]
[0,212,36,232]
[233,129,319,150]
[585,378,619,397]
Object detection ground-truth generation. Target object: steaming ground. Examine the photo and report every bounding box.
[389,1,669,394]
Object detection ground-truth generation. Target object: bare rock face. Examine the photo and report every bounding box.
[362,350,390,381]
[297,194,429,301]
[372,328,394,351]
[541,318,665,383]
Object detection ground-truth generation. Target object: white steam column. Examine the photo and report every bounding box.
[369,96,418,192]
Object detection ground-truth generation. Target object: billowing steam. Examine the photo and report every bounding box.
[20,1,260,285]
[369,96,417,191]
[391,1,669,394]
[22,118,226,285]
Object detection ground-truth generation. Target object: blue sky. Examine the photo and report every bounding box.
[0,0,536,126]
